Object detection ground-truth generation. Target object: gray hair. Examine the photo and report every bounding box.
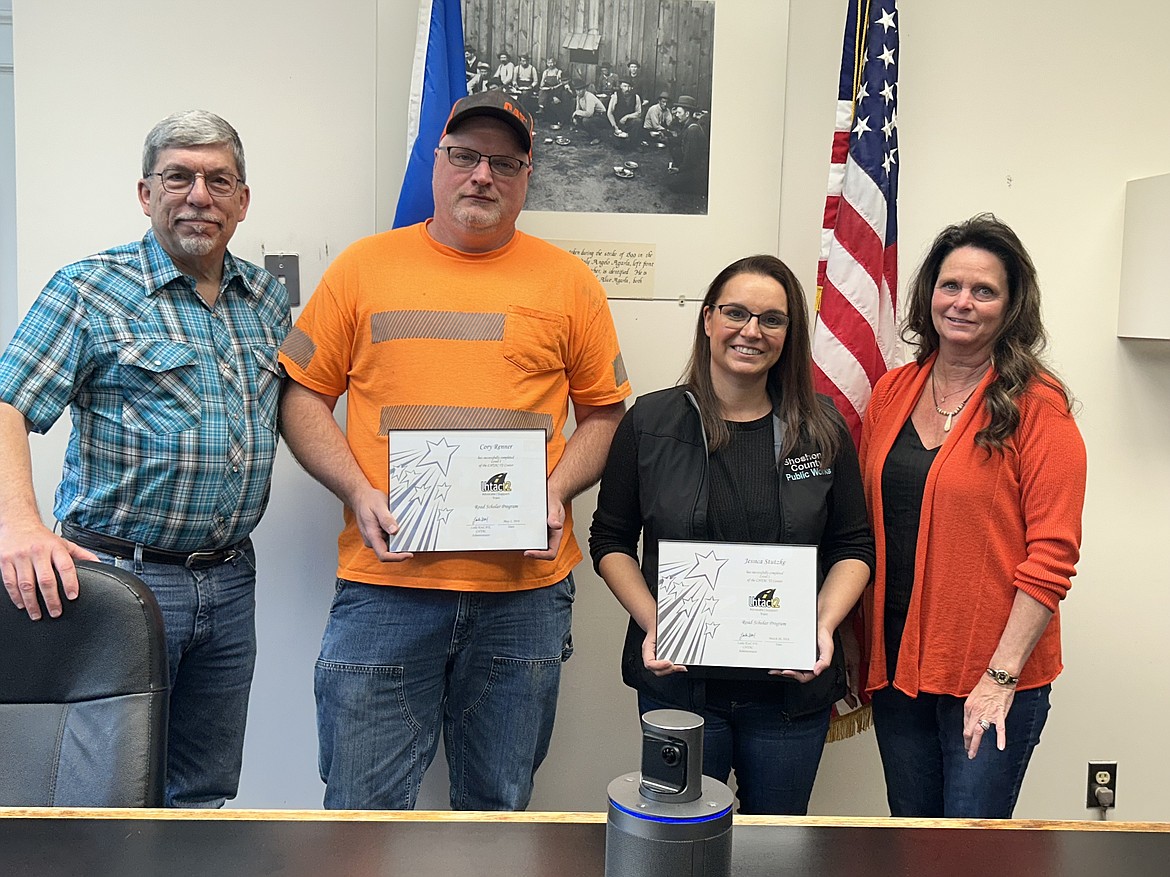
[141,110,246,181]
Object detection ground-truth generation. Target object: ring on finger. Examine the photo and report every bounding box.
[978,719,991,731]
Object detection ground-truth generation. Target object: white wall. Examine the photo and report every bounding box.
[12,0,1170,820]
[1,0,15,345]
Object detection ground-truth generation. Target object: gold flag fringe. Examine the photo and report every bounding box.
[826,703,873,743]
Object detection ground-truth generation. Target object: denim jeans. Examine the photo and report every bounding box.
[94,545,257,808]
[315,575,575,810]
[871,684,1051,818]
[638,691,831,815]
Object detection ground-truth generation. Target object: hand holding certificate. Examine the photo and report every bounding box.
[655,540,818,672]
[386,429,549,553]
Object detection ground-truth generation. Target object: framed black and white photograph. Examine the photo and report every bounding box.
[461,0,715,215]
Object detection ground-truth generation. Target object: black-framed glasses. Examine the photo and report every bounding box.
[714,303,790,333]
[442,146,530,177]
[146,169,243,198]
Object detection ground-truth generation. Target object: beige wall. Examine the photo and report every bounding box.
[12,0,1170,819]
[1,0,14,344]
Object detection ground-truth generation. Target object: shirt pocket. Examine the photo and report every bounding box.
[502,305,567,373]
[250,344,282,433]
[117,339,202,434]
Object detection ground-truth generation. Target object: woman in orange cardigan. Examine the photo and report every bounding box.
[859,214,1086,818]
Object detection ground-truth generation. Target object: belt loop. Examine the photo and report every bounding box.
[133,543,145,576]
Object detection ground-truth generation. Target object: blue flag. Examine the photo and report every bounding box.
[393,0,468,228]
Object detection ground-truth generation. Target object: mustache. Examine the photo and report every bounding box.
[463,184,497,199]
[175,213,221,223]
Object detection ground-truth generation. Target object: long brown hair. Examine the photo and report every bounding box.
[902,213,1073,449]
[682,255,840,461]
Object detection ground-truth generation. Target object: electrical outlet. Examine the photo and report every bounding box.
[264,253,301,307]
[1086,760,1117,808]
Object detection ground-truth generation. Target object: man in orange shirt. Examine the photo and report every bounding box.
[278,91,629,810]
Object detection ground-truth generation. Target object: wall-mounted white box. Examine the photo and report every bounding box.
[1118,173,1170,340]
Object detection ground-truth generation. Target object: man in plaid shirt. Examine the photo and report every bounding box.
[0,110,289,808]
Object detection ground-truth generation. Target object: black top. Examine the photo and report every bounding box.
[879,416,938,680]
[708,414,781,543]
[589,386,875,717]
[708,415,783,701]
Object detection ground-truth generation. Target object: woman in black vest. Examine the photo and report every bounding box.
[589,255,874,815]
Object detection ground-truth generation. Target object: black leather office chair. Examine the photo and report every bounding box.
[0,560,168,807]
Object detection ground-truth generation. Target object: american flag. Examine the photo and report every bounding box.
[812,0,900,446]
[815,0,899,742]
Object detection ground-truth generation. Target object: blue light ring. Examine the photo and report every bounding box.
[609,799,733,824]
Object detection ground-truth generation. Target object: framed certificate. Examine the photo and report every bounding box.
[386,428,548,552]
[655,540,817,671]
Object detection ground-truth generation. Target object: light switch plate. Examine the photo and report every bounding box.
[264,253,300,306]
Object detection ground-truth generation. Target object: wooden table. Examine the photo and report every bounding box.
[2,808,1168,876]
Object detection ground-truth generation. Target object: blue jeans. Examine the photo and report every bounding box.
[95,545,257,809]
[315,576,575,810]
[871,684,1051,818]
[638,691,831,815]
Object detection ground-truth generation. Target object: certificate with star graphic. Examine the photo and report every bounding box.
[655,540,818,670]
[386,428,548,552]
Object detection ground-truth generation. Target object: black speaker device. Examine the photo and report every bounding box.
[605,709,734,877]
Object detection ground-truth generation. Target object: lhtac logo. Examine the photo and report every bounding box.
[748,588,781,610]
[480,472,513,493]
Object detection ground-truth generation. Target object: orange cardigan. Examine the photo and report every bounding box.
[859,356,1087,697]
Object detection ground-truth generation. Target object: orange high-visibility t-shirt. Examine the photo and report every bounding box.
[279,222,630,591]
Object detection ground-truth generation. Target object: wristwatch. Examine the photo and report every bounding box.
[986,667,1020,686]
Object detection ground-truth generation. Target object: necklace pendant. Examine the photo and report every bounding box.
[943,411,955,432]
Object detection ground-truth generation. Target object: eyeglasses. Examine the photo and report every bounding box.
[714,304,790,333]
[442,146,530,178]
[147,169,243,197]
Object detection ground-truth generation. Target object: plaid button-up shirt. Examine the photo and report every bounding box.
[0,231,290,551]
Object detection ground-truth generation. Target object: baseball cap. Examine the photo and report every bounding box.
[443,90,535,154]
